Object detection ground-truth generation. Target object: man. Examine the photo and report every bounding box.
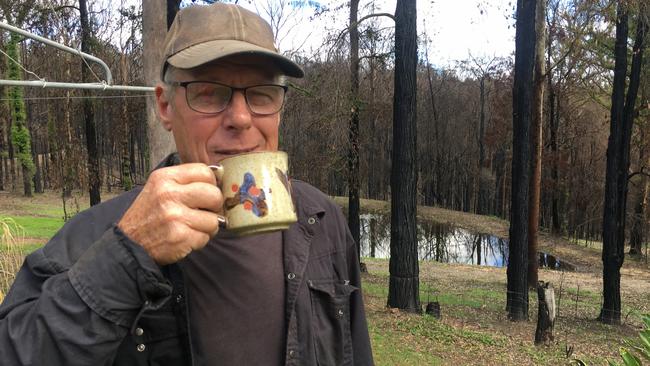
[0,3,373,365]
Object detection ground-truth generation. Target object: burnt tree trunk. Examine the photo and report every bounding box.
[494,147,506,217]
[477,77,486,214]
[528,0,546,288]
[548,80,561,234]
[630,186,648,256]
[424,49,441,207]
[600,6,646,325]
[630,126,649,256]
[629,117,649,256]
[546,0,562,235]
[79,0,101,205]
[535,281,555,345]
[629,184,647,256]
[167,0,181,29]
[348,0,361,259]
[388,0,420,312]
[507,0,537,321]
[31,128,42,194]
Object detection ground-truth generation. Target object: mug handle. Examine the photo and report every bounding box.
[207,165,228,230]
[208,165,224,185]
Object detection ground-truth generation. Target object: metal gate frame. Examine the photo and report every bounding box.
[0,21,154,92]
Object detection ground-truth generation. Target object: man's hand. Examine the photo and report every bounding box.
[118,163,223,265]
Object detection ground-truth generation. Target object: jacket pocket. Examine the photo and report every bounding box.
[307,279,358,366]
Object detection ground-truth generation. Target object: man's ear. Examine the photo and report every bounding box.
[155,84,173,131]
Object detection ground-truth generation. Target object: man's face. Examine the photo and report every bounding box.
[156,56,282,164]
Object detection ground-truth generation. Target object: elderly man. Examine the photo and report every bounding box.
[0,3,373,366]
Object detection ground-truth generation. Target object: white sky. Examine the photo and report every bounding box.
[235,0,516,68]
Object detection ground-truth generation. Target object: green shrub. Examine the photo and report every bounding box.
[0,218,26,301]
[613,314,650,366]
[572,315,650,366]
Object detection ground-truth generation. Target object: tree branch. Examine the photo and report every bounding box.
[629,167,650,181]
[330,13,395,51]
[358,52,391,63]
[53,5,80,12]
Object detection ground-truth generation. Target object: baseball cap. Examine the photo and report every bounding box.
[161,3,304,80]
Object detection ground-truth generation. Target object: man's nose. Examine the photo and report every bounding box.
[223,90,252,130]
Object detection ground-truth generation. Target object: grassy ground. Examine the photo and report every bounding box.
[362,260,648,365]
[1,191,649,365]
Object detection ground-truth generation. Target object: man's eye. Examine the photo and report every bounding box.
[191,85,229,102]
[247,87,280,106]
[248,92,273,106]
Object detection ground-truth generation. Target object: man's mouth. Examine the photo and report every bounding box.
[213,146,259,156]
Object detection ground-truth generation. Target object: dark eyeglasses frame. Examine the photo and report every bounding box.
[166,81,288,116]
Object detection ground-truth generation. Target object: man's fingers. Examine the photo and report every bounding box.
[156,163,217,186]
[179,181,224,211]
[180,207,221,235]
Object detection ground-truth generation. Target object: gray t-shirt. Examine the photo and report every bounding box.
[180,230,285,366]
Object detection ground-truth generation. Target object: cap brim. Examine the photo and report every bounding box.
[165,39,304,78]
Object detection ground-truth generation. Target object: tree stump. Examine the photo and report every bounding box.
[535,281,555,345]
[359,262,368,273]
[425,302,441,319]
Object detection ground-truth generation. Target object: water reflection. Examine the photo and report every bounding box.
[359,213,573,271]
[359,214,507,267]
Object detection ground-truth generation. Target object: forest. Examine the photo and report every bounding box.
[2,0,647,245]
[1,0,650,363]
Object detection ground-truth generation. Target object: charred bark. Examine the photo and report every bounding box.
[630,129,648,256]
[79,0,101,205]
[600,6,646,325]
[348,0,361,259]
[507,0,537,321]
[388,0,420,312]
[528,0,546,288]
[167,0,181,29]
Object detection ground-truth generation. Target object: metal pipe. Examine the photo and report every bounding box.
[0,79,154,92]
[0,21,114,84]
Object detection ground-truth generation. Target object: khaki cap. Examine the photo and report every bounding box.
[161,3,304,79]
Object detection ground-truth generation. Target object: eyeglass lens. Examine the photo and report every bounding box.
[185,82,285,115]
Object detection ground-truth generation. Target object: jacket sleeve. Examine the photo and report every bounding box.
[0,215,172,365]
[344,219,375,365]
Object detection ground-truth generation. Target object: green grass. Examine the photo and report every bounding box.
[368,302,510,365]
[364,271,506,312]
[7,216,65,240]
[370,321,444,366]
[22,203,69,218]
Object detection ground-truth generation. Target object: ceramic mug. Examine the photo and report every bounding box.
[209,151,297,236]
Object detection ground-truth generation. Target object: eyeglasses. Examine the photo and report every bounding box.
[167,81,288,115]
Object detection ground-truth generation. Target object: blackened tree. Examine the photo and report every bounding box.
[79,0,101,205]
[528,0,546,288]
[599,1,647,325]
[507,0,537,321]
[348,0,361,260]
[387,0,419,312]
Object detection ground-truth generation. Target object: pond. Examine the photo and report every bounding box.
[359,213,575,271]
